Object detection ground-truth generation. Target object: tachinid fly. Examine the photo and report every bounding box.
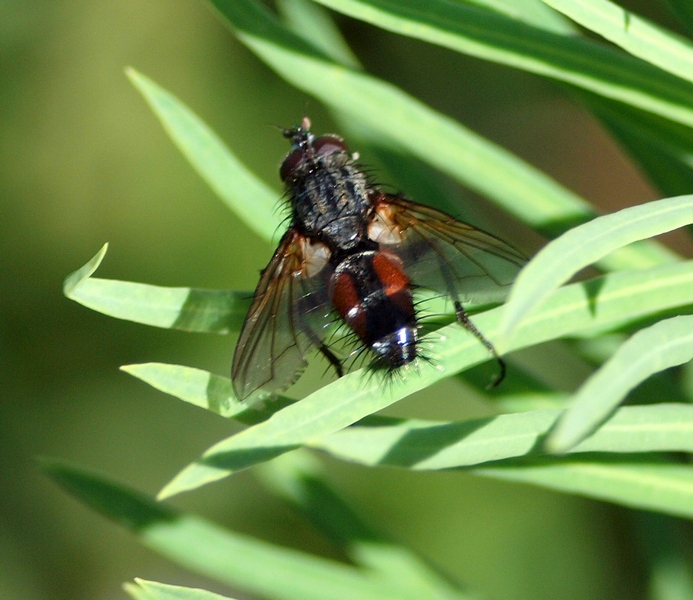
[231,117,526,400]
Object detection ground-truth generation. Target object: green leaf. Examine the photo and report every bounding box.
[158,370,403,499]
[314,404,693,469]
[276,0,361,68]
[42,461,428,600]
[462,0,575,34]
[500,195,693,343]
[63,243,109,297]
[277,0,569,223]
[293,0,693,214]
[309,0,693,128]
[124,582,150,600]
[210,0,587,229]
[64,246,250,333]
[257,452,474,600]
[125,579,240,600]
[256,451,379,547]
[126,67,281,241]
[540,0,693,84]
[121,363,295,424]
[159,260,693,498]
[547,316,693,453]
[477,457,693,520]
[209,0,676,271]
[129,364,693,472]
[122,363,238,414]
[503,259,693,343]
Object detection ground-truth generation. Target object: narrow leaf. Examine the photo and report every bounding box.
[477,458,693,520]
[548,316,693,452]
[541,0,693,84]
[159,261,693,498]
[64,246,249,333]
[126,67,281,241]
[70,279,247,333]
[463,0,574,34]
[276,0,361,68]
[257,452,473,600]
[309,0,693,128]
[63,243,109,297]
[124,582,150,600]
[125,579,240,600]
[121,363,294,424]
[500,195,693,342]
[314,404,693,469]
[122,363,238,414]
[209,0,676,271]
[42,461,421,600]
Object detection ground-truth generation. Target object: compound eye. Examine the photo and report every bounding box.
[313,135,348,157]
[280,149,303,181]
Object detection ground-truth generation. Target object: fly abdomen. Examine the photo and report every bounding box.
[331,250,418,368]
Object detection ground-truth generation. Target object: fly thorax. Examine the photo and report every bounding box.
[292,164,369,224]
[321,216,369,251]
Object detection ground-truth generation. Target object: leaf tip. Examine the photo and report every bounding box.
[124,66,143,84]
[36,456,89,490]
[63,243,109,297]
[155,486,176,502]
[125,67,157,100]
[120,364,153,385]
[122,581,139,599]
[156,470,207,500]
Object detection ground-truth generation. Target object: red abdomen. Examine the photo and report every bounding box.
[331,250,418,368]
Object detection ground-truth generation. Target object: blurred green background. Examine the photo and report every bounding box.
[2,1,690,599]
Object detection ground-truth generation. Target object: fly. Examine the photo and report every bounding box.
[231,117,526,400]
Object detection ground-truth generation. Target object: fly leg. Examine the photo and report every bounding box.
[433,248,505,387]
[308,329,344,378]
[453,300,505,388]
[293,295,344,379]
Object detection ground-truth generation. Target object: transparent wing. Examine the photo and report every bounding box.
[231,229,334,401]
[369,193,527,305]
